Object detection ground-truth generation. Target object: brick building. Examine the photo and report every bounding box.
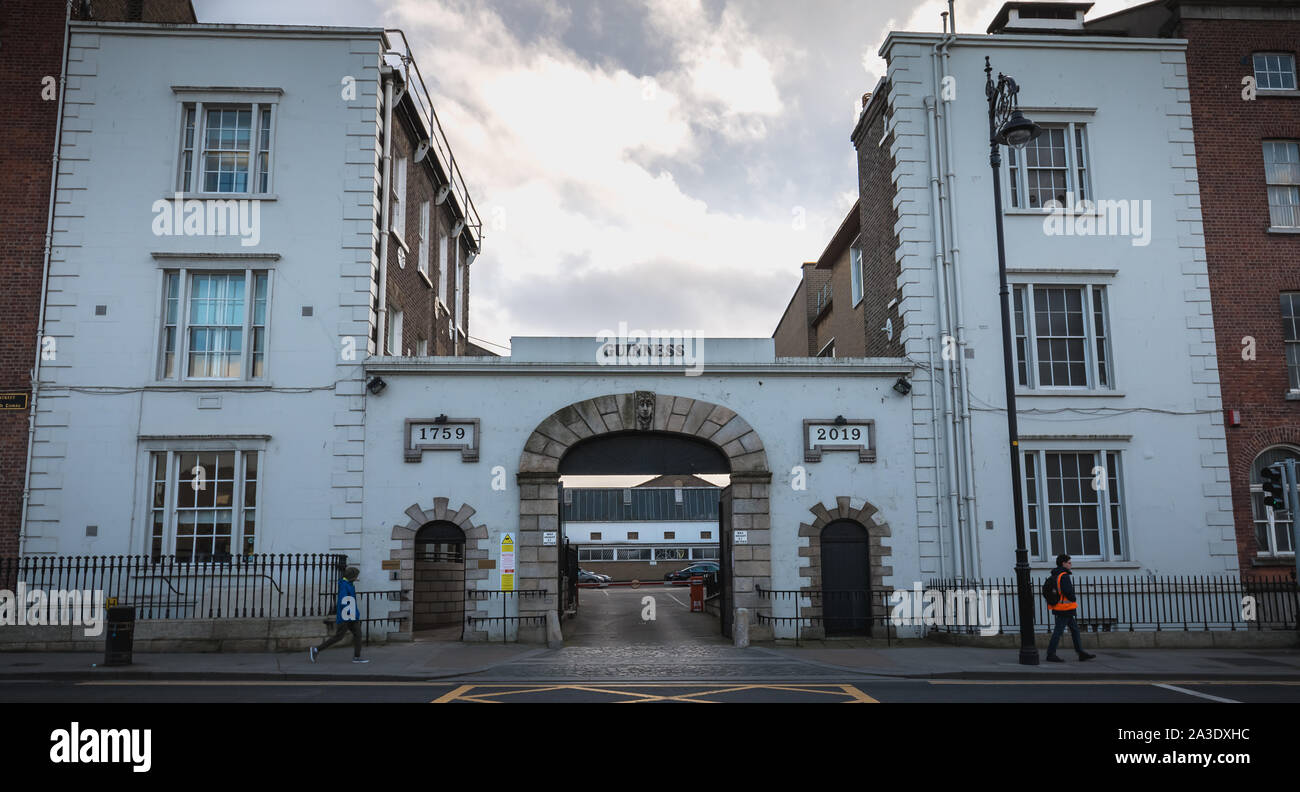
[771,200,867,357]
[1087,0,1300,576]
[0,1,196,555]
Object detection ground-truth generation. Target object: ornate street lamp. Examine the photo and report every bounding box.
[985,56,1043,666]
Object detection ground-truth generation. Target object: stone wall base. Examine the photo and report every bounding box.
[0,618,384,652]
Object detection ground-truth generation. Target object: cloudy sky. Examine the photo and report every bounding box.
[194,0,1144,353]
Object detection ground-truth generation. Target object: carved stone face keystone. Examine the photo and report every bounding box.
[635,391,655,430]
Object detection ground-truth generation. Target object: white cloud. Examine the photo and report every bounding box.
[382,0,822,347]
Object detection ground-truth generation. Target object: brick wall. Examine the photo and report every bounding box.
[817,240,867,357]
[1179,17,1300,577]
[0,0,68,556]
[853,93,905,358]
[71,0,197,23]
[385,98,473,357]
[772,280,809,356]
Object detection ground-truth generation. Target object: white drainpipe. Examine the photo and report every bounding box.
[19,2,73,555]
[376,67,395,355]
[924,93,962,579]
[940,38,984,578]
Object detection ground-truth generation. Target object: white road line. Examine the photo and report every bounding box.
[664,592,690,610]
[1153,683,1239,703]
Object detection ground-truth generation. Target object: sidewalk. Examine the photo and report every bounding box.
[756,643,1300,681]
[0,640,548,682]
[2,640,1298,682]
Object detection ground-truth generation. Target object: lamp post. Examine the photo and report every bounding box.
[985,56,1043,666]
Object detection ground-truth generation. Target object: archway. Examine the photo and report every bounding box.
[516,392,772,643]
[413,521,466,635]
[386,498,491,641]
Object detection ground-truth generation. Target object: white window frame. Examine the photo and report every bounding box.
[1283,292,1300,392]
[144,445,262,562]
[172,88,280,197]
[1253,52,1297,92]
[1021,446,1128,563]
[817,338,836,358]
[454,238,465,330]
[386,306,403,356]
[1263,140,1300,229]
[436,228,448,309]
[1006,121,1092,210]
[391,157,407,239]
[158,268,271,382]
[1011,282,1113,391]
[850,246,864,306]
[418,200,431,282]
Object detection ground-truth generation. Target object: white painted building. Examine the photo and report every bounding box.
[853,5,1232,581]
[22,22,480,561]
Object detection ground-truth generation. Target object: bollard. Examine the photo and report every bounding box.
[546,609,563,648]
[733,607,750,648]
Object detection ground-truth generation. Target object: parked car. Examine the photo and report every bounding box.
[664,562,720,582]
[578,569,610,585]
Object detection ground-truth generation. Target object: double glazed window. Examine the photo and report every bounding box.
[150,450,259,562]
[178,102,275,194]
[1253,53,1297,91]
[161,270,269,381]
[1007,123,1090,209]
[1012,284,1112,389]
[1264,140,1300,229]
[1023,450,1126,561]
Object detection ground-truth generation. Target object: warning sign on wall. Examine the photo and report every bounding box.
[501,533,516,592]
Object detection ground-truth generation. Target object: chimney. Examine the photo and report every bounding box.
[987,2,1093,35]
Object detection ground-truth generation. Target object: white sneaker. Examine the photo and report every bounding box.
[309,647,318,663]
[352,657,369,664]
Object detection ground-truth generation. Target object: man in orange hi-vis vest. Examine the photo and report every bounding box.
[1046,554,1097,663]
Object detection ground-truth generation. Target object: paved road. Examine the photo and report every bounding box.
[3,679,1297,703]
[564,585,721,647]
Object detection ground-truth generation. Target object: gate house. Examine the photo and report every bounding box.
[359,337,916,642]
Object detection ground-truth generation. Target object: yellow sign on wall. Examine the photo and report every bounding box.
[501,533,516,592]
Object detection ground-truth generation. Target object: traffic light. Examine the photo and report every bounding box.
[1261,465,1286,511]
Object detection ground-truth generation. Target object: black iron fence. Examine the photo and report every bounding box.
[466,589,550,642]
[1,554,345,620]
[757,587,896,645]
[925,575,1299,634]
[319,589,406,644]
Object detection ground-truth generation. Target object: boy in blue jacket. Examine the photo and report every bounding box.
[311,566,368,664]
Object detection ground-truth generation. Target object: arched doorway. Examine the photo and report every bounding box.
[516,392,772,643]
[413,520,466,635]
[820,519,871,636]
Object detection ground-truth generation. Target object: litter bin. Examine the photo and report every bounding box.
[689,575,705,613]
[104,606,135,666]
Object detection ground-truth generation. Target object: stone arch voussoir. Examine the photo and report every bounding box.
[387,499,492,641]
[795,497,893,641]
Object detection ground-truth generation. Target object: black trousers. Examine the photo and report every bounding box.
[318,621,362,657]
